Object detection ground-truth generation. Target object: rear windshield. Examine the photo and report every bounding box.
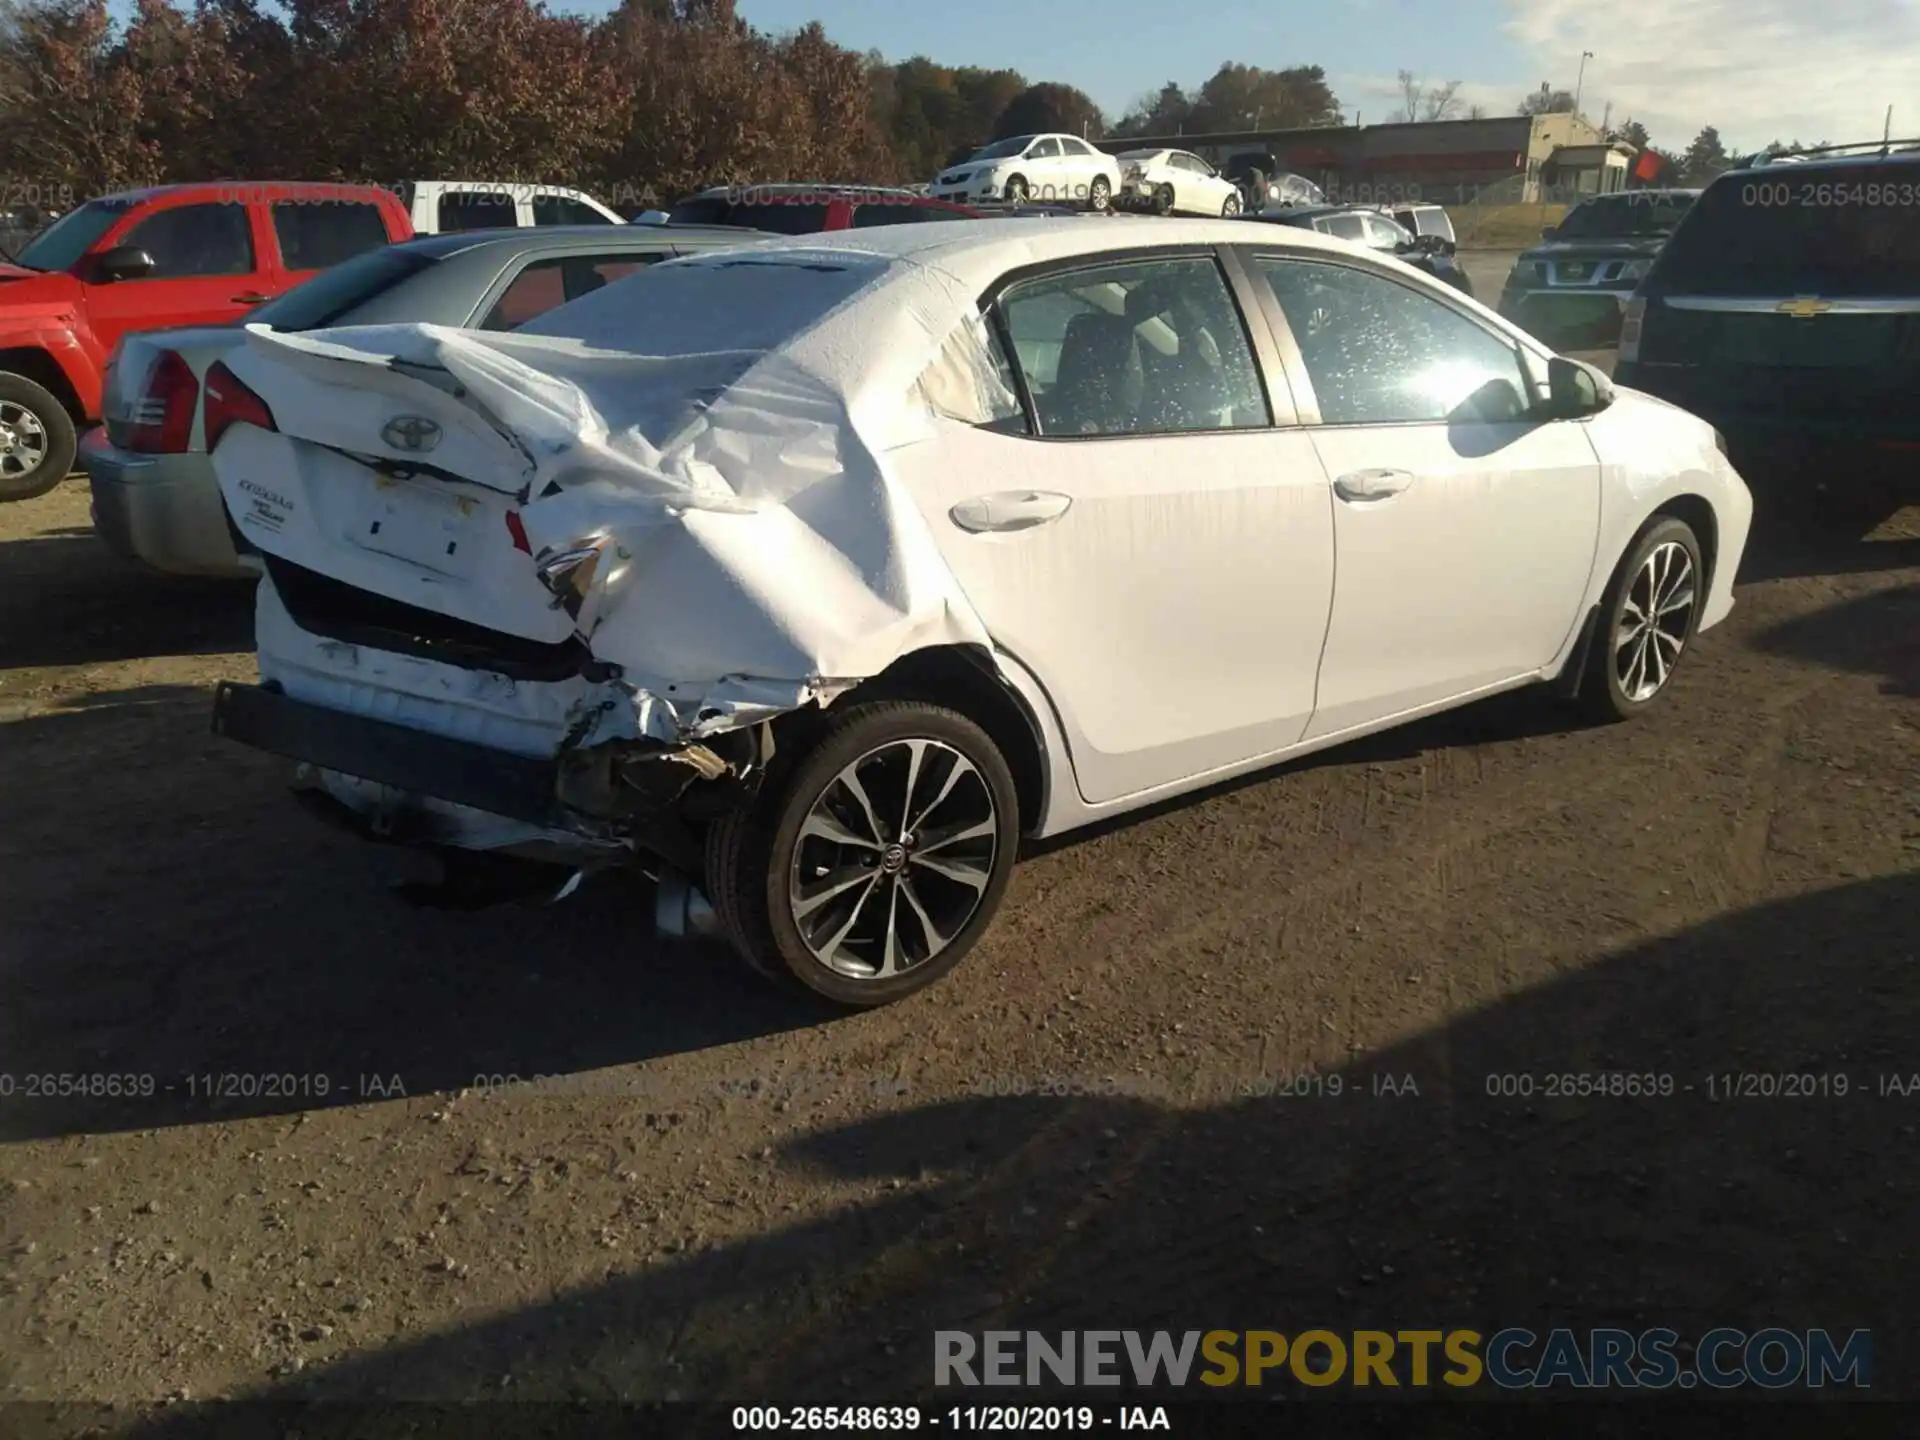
[1555,193,1696,239]
[667,198,831,234]
[520,250,885,355]
[1655,166,1920,295]
[14,199,134,272]
[248,246,436,330]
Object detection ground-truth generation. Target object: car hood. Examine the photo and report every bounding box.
[0,266,81,309]
[210,255,999,744]
[1520,237,1670,263]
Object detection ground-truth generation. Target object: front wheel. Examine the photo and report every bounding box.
[1087,175,1112,213]
[705,700,1021,1007]
[1003,175,1030,205]
[1221,192,1243,217]
[0,372,77,502]
[1574,516,1704,723]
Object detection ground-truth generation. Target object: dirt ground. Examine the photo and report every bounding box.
[1,426,1917,1420]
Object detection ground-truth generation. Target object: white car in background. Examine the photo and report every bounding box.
[930,135,1122,210]
[205,220,1752,1008]
[400,181,626,233]
[1116,149,1243,216]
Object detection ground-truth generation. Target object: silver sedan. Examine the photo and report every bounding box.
[83,224,765,578]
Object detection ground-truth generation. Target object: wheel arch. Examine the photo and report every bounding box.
[0,346,87,424]
[1650,492,1719,595]
[795,644,1052,836]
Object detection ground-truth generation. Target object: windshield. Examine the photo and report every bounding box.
[970,136,1034,163]
[14,199,134,272]
[247,247,437,330]
[1654,166,1920,296]
[1554,194,1695,239]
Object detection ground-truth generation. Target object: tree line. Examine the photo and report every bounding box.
[0,0,1861,209]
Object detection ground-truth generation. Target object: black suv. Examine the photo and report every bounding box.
[1614,141,1920,488]
[1498,188,1699,344]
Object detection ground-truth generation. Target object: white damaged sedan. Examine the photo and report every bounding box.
[207,219,1752,1006]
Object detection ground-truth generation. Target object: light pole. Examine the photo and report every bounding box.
[1573,51,1594,121]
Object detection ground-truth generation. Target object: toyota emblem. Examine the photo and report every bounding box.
[382,415,442,452]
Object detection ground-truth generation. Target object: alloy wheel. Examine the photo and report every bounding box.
[787,738,999,982]
[1222,193,1242,216]
[0,400,48,481]
[1613,540,1695,702]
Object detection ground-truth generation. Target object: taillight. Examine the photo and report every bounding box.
[505,510,531,553]
[1618,296,1647,363]
[202,359,276,452]
[125,350,199,454]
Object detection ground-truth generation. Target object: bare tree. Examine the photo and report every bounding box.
[1420,79,1462,122]
[1397,68,1464,122]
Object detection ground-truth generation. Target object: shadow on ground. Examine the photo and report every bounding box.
[0,686,833,1142]
[112,872,1920,1425]
[0,531,252,669]
[1750,585,1920,698]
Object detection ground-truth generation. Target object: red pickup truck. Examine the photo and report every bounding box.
[0,181,413,500]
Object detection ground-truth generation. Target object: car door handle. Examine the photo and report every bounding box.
[231,291,269,304]
[1333,469,1416,503]
[950,490,1073,533]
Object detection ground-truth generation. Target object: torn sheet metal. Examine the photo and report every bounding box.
[213,244,1009,742]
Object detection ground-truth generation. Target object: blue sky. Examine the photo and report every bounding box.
[731,0,1538,129]
[716,0,1920,155]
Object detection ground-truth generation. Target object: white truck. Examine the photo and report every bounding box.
[398,181,626,233]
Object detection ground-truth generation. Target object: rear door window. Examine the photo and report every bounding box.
[532,195,615,226]
[1656,167,1920,296]
[1320,213,1367,242]
[439,191,518,232]
[478,251,670,329]
[271,200,391,271]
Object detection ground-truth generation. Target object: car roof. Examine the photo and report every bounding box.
[1729,148,1920,175]
[1572,188,1702,201]
[88,181,400,205]
[662,215,1361,282]
[683,184,937,201]
[386,224,766,259]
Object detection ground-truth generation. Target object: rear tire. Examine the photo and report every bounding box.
[1152,183,1175,216]
[1574,516,1704,723]
[0,372,77,502]
[705,700,1021,1008]
[1087,175,1113,213]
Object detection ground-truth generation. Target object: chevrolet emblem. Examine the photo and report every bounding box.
[1776,298,1832,319]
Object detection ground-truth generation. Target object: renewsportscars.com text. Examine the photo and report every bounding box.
[934,1328,1872,1390]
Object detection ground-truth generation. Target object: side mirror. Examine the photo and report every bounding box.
[1543,354,1615,419]
[1540,224,1559,240]
[94,246,155,282]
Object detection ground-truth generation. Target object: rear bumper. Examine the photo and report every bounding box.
[211,680,566,827]
[81,429,256,579]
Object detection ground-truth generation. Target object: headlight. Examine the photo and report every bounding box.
[1616,259,1650,281]
[1507,260,1541,283]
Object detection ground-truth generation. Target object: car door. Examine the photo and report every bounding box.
[885,248,1337,807]
[1061,136,1104,194]
[82,197,267,350]
[1239,248,1601,739]
[1024,138,1066,201]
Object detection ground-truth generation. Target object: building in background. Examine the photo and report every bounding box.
[1101,114,1631,205]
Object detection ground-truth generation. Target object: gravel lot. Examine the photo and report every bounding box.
[1,404,1917,1413]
